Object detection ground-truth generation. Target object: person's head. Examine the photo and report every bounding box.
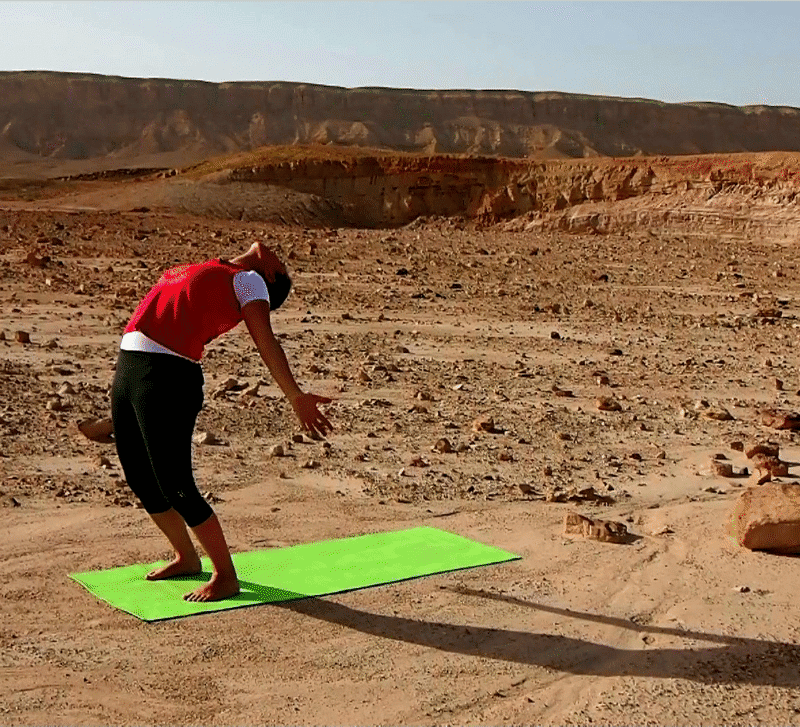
[265,269,292,310]
[237,241,292,310]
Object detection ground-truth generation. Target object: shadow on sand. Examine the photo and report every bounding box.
[274,586,799,687]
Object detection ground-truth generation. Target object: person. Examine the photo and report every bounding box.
[110,241,333,602]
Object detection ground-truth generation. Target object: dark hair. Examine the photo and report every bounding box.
[266,271,292,311]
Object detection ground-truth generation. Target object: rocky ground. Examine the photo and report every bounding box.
[2,173,800,725]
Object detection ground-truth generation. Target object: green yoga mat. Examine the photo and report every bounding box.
[70,526,520,621]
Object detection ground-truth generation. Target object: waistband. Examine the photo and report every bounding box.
[120,331,199,364]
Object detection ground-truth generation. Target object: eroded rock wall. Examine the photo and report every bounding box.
[3,71,800,165]
[211,152,800,233]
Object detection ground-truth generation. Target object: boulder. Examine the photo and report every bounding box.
[730,482,800,553]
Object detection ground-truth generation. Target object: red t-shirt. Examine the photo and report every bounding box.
[124,258,249,361]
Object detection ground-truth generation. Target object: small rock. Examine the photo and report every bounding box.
[704,407,734,422]
[269,444,285,457]
[45,397,64,412]
[711,460,735,478]
[518,483,539,496]
[193,431,220,445]
[240,382,261,397]
[760,408,800,431]
[302,459,320,469]
[15,331,30,344]
[596,397,622,412]
[471,415,499,433]
[733,585,751,593]
[432,438,454,454]
[76,418,114,443]
[213,377,246,396]
[746,443,780,460]
[25,251,49,267]
[550,331,561,340]
[730,441,744,452]
[57,382,76,396]
[750,453,789,481]
[564,512,629,543]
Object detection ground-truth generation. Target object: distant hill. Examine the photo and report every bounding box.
[2,71,800,176]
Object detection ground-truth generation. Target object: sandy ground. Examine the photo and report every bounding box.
[2,199,800,725]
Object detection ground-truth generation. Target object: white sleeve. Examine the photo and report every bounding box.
[233,270,270,308]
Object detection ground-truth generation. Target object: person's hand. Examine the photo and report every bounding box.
[290,393,334,438]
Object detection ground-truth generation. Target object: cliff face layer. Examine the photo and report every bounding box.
[3,71,800,172]
[19,147,799,237]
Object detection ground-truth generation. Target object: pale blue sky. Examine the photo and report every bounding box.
[2,1,799,107]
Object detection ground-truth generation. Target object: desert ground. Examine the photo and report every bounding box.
[2,158,800,726]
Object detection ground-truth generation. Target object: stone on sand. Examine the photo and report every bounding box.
[564,512,630,544]
[432,438,454,453]
[193,431,220,445]
[75,418,114,444]
[760,408,800,431]
[595,397,622,412]
[730,482,800,553]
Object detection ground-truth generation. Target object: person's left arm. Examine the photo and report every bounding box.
[241,299,333,438]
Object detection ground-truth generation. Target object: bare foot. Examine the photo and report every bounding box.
[183,572,240,602]
[146,555,202,581]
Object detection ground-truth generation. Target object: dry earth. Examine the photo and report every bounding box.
[2,156,800,726]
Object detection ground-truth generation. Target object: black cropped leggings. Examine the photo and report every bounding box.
[110,349,213,528]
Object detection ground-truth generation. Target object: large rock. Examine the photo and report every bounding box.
[730,482,800,553]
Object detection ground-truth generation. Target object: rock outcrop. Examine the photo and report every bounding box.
[3,71,800,172]
[188,147,800,231]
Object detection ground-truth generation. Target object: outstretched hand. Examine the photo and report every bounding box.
[291,393,334,438]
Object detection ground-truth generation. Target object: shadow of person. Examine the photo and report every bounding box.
[269,586,800,687]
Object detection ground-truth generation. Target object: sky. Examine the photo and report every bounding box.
[2,1,799,108]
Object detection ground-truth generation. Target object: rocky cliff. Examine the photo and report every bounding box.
[3,71,800,173]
